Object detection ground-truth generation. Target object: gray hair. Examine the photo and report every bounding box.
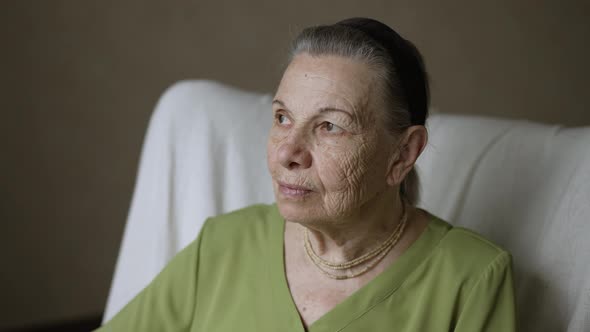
[288,21,429,206]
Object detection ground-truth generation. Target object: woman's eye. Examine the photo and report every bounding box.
[322,121,343,133]
[275,113,291,125]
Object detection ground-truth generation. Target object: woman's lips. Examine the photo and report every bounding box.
[277,181,313,198]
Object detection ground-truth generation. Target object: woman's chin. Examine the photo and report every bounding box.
[276,199,318,223]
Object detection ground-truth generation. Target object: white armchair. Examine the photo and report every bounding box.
[104,80,590,331]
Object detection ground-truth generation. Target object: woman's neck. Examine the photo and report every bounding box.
[293,189,407,263]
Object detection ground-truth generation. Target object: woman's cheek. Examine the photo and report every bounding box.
[267,132,284,167]
[268,129,286,150]
[315,141,367,191]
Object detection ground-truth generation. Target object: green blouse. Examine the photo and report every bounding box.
[97,203,517,331]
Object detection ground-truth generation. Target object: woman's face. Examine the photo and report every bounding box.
[267,53,398,224]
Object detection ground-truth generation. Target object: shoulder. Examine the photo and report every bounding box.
[199,203,280,250]
[443,223,510,261]
[428,216,513,281]
[204,203,278,232]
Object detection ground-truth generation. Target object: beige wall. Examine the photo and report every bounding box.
[1,0,589,328]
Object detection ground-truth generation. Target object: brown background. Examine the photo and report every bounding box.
[1,0,589,329]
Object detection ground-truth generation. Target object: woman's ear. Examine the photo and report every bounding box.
[386,125,428,186]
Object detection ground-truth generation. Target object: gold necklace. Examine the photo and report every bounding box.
[304,200,408,280]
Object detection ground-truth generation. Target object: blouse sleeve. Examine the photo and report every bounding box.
[95,219,208,332]
[454,251,518,332]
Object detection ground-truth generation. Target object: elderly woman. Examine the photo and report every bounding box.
[98,17,516,331]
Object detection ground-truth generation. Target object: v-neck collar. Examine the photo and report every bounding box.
[267,203,451,332]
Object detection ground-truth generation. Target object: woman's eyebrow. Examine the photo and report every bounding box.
[318,107,353,120]
[272,99,287,108]
[273,99,353,120]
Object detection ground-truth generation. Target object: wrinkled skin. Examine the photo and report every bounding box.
[267,53,404,230]
[266,53,430,327]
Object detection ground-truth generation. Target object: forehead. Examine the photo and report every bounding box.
[275,53,378,112]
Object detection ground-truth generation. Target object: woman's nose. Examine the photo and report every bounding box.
[277,141,312,170]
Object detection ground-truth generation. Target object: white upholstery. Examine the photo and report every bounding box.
[104,80,590,331]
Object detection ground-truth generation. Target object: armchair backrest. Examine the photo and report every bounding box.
[104,80,590,331]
